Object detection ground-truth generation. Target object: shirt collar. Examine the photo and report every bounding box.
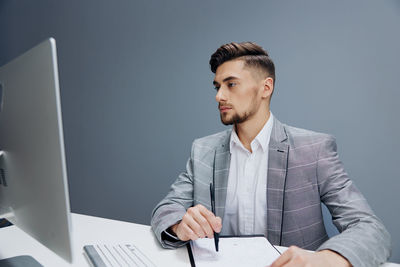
[229,112,274,153]
[230,127,242,152]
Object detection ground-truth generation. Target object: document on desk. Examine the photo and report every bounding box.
[83,243,157,267]
[188,236,281,267]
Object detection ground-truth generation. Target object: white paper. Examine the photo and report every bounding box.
[190,236,280,267]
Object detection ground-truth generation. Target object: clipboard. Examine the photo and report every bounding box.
[187,235,281,267]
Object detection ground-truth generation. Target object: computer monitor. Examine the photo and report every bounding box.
[0,38,73,263]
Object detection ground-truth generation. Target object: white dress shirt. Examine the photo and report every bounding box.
[221,113,274,237]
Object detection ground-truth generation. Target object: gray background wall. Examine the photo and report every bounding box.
[0,0,399,262]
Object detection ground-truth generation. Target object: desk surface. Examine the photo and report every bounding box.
[0,213,397,267]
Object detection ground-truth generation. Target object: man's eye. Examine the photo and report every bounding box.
[228,82,236,87]
[214,86,220,91]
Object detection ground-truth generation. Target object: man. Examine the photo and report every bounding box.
[151,42,391,266]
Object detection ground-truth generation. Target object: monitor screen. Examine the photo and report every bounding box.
[0,38,73,263]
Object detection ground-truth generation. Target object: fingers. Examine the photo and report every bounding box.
[197,205,222,233]
[178,220,200,241]
[176,204,222,241]
[215,216,222,232]
[174,217,199,241]
[270,246,298,267]
[270,246,318,267]
[188,208,210,237]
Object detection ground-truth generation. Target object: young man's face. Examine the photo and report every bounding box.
[213,59,266,126]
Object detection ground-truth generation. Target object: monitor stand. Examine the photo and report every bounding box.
[0,255,43,267]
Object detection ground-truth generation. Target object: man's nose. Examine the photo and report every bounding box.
[215,87,226,102]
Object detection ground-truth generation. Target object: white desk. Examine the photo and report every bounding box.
[0,213,397,267]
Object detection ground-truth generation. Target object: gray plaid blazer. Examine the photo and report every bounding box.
[151,117,391,267]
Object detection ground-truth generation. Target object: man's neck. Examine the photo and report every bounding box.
[235,110,271,152]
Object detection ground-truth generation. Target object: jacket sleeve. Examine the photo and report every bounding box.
[150,145,195,249]
[316,135,391,266]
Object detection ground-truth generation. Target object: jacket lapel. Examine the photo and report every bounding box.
[213,132,231,220]
[267,118,289,245]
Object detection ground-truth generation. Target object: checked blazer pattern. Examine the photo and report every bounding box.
[151,117,391,267]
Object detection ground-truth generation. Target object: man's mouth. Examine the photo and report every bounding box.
[219,106,232,112]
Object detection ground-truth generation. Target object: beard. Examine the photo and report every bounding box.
[219,92,259,125]
[220,110,251,125]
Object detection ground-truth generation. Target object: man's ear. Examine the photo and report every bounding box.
[261,77,274,99]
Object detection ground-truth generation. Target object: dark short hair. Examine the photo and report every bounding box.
[209,42,275,85]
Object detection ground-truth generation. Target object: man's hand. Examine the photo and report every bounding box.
[171,204,222,241]
[270,246,351,267]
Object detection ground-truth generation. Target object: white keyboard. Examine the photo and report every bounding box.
[84,243,157,267]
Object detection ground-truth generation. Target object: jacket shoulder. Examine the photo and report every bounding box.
[192,129,231,151]
[283,124,335,149]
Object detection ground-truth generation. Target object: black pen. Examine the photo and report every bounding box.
[209,182,219,252]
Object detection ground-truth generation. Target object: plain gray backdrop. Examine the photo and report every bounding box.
[0,0,399,262]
